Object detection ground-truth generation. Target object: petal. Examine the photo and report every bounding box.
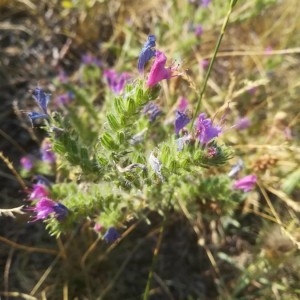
[32,87,51,114]
[138,35,156,73]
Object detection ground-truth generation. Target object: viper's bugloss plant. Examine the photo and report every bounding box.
[20,34,249,239]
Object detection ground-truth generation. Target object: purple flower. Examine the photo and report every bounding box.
[175,111,190,135]
[138,35,156,73]
[81,53,102,67]
[143,102,162,122]
[146,50,174,87]
[201,0,211,7]
[54,92,74,107]
[40,140,56,164]
[194,25,203,37]
[235,117,250,130]
[103,227,120,243]
[29,183,49,201]
[233,175,257,192]
[20,156,33,171]
[103,69,131,94]
[57,69,68,83]
[32,87,51,114]
[30,197,68,221]
[196,113,222,144]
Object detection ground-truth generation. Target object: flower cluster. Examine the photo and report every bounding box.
[174,104,221,146]
[138,35,177,88]
[17,33,259,240]
[26,176,69,222]
[30,197,69,222]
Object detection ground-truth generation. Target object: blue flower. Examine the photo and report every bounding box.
[138,35,156,73]
[52,203,69,221]
[103,227,120,243]
[32,87,51,114]
[175,111,190,135]
[27,112,49,126]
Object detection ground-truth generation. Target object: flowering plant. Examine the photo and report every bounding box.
[18,35,253,240]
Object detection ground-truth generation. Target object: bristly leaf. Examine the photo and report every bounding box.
[107,113,121,131]
[100,132,119,151]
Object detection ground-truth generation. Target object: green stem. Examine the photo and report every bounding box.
[191,0,238,127]
[143,216,166,300]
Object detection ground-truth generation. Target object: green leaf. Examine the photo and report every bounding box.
[282,168,300,194]
[114,97,125,115]
[107,113,121,131]
[100,132,119,151]
[126,98,136,115]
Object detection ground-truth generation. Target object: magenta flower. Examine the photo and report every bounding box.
[196,113,222,144]
[40,140,56,163]
[233,175,257,192]
[200,59,209,69]
[94,222,102,232]
[177,97,189,112]
[29,183,49,201]
[146,50,174,87]
[194,25,203,37]
[20,156,34,171]
[30,197,68,221]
